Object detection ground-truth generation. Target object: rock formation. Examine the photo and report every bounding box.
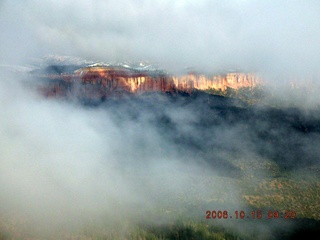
[34,65,262,100]
[173,72,261,91]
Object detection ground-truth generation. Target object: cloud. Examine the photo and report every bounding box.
[0,76,245,237]
[1,1,320,237]
[1,70,319,238]
[1,0,320,77]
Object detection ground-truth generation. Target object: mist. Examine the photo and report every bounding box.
[1,0,320,239]
[0,74,247,238]
[1,73,320,238]
[1,0,320,76]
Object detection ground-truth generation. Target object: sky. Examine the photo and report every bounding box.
[1,0,320,77]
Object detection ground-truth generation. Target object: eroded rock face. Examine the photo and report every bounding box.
[36,66,261,100]
[173,72,261,91]
[74,67,174,92]
[39,66,176,99]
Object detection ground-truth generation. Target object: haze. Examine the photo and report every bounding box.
[1,0,320,238]
[1,0,320,77]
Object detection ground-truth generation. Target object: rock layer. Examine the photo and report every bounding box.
[173,72,260,91]
[36,66,262,99]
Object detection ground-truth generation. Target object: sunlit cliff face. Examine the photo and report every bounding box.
[173,72,262,91]
[36,66,262,99]
[75,67,175,92]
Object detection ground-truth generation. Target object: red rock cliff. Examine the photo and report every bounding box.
[173,72,261,91]
[38,66,262,99]
[39,66,176,99]
[74,67,175,93]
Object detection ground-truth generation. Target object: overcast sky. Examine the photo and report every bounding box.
[1,0,320,76]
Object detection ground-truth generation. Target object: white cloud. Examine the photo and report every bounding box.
[1,0,320,77]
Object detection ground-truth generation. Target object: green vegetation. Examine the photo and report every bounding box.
[205,87,266,104]
[132,222,251,240]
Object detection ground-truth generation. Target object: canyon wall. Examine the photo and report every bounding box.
[74,67,175,93]
[37,66,262,99]
[39,66,176,99]
[173,72,261,91]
